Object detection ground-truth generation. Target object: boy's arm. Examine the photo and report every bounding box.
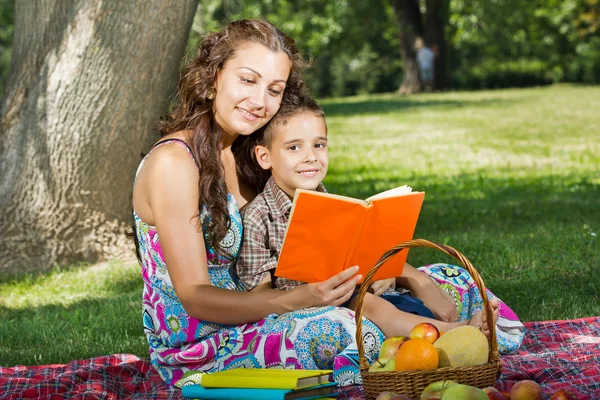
[396,263,458,322]
[238,209,279,292]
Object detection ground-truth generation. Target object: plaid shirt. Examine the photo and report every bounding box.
[238,177,326,291]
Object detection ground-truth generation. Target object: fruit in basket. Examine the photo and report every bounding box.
[433,325,488,367]
[483,386,507,400]
[420,380,458,399]
[378,336,408,359]
[410,322,440,344]
[440,384,488,399]
[368,357,396,372]
[395,338,439,370]
[510,380,542,400]
[548,388,575,399]
[376,392,411,400]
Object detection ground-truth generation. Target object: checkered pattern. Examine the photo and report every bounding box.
[335,316,600,400]
[237,177,326,291]
[0,354,181,399]
[2,319,599,399]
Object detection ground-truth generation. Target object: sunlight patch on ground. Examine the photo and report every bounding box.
[0,259,139,309]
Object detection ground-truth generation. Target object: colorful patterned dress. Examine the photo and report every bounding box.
[133,140,384,388]
[134,140,525,388]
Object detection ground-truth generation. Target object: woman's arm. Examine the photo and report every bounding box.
[140,144,359,325]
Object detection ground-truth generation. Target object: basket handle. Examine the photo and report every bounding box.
[354,238,499,370]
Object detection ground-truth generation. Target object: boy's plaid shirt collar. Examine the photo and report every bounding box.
[261,176,327,218]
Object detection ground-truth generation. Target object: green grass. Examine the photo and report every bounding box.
[1,84,598,367]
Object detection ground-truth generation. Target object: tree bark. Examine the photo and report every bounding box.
[0,0,198,272]
[390,0,423,94]
[424,0,449,90]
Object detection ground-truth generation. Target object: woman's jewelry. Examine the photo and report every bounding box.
[206,87,216,100]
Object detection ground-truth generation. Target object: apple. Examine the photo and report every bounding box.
[376,392,411,400]
[379,336,408,359]
[500,391,512,399]
[483,386,507,400]
[510,380,543,400]
[420,380,458,399]
[368,357,396,372]
[410,322,440,344]
[549,388,575,400]
[441,384,488,400]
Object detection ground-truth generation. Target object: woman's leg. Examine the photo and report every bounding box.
[418,263,526,354]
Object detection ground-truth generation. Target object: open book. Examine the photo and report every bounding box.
[275,185,425,283]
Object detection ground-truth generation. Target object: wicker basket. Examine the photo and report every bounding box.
[354,239,501,400]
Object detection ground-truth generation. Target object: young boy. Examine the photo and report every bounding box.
[237,96,492,338]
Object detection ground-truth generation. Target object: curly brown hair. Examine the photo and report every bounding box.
[159,19,308,259]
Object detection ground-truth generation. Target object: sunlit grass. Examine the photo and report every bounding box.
[1,84,598,367]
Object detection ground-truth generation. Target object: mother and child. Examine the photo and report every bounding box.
[131,19,525,388]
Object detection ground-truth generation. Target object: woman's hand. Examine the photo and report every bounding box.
[370,278,395,297]
[303,266,361,307]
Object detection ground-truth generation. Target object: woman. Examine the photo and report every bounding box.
[132,19,384,388]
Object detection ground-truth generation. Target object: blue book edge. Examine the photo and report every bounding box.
[182,381,336,400]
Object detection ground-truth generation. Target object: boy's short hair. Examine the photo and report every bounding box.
[258,95,325,149]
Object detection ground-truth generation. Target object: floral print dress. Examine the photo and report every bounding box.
[133,140,384,388]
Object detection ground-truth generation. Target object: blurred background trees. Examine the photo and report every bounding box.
[0,0,597,272]
[182,0,599,97]
[1,0,599,100]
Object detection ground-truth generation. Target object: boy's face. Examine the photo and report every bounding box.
[256,113,328,198]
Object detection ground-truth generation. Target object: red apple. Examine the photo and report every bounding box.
[379,335,408,359]
[483,386,507,400]
[500,391,511,399]
[549,388,576,400]
[410,322,440,344]
[510,380,542,400]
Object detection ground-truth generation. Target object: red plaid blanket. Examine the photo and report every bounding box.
[2,317,599,399]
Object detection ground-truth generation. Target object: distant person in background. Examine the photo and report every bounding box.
[415,37,435,92]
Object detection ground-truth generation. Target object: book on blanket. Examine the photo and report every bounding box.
[199,368,333,389]
[181,382,336,400]
[275,185,425,283]
[181,368,335,400]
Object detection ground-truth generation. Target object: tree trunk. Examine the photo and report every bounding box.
[0,0,197,272]
[390,0,423,94]
[424,0,449,90]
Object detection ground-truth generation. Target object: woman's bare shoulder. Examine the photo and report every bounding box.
[145,131,196,173]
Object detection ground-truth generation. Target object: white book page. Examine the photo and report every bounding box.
[366,185,413,202]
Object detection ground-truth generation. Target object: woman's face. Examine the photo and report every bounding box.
[213,42,292,140]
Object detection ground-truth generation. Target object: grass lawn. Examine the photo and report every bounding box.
[1,84,598,367]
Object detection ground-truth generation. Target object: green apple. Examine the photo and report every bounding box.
[378,336,408,359]
[441,384,488,400]
[368,357,396,372]
[420,380,458,399]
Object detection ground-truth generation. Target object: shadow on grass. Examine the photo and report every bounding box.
[324,168,599,235]
[322,96,516,117]
[324,169,599,322]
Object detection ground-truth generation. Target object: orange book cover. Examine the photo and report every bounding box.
[275,186,425,283]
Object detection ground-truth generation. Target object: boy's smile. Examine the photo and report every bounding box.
[256,112,328,198]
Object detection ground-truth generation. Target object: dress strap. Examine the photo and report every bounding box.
[134,138,197,182]
[150,138,194,155]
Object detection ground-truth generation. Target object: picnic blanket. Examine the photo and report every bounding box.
[1,317,599,399]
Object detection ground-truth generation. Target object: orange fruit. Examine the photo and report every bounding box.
[394,338,439,370]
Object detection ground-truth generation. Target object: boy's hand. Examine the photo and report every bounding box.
[370,278,395,297]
